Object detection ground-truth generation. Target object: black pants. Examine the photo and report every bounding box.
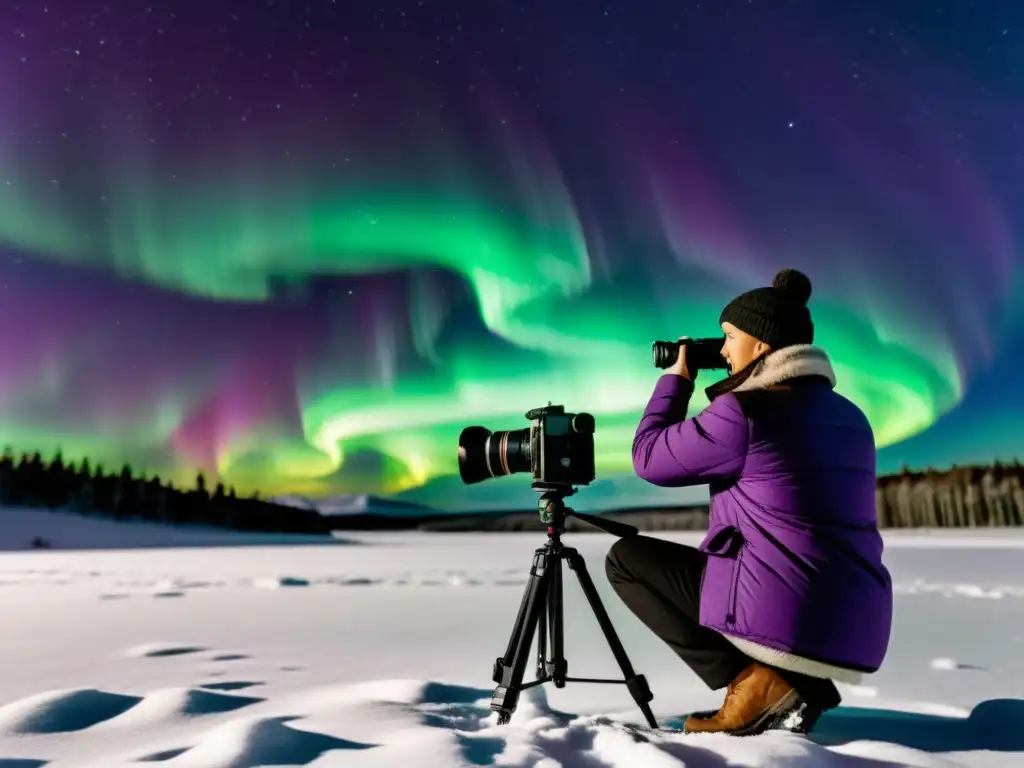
[605,534,841,710]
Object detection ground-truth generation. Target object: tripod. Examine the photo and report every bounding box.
[489,484,658,728]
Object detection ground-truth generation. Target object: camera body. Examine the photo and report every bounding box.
[652,337,729,372]
[525,404,596,488]
[457,404,596,488]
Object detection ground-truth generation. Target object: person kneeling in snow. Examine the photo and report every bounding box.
[607,268,893,736]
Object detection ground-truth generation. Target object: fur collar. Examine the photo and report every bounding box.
[705,344,836,401]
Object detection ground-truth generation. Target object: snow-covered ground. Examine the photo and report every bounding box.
[271,494,437,517]
[0,522,1022,767]
[0,507,341,551]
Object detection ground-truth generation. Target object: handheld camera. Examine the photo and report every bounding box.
[652,337,728,371]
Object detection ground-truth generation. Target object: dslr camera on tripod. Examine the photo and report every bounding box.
[458,404,596,489]
[457,406,658,729]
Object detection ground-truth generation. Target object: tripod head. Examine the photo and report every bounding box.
[531,482,638,540]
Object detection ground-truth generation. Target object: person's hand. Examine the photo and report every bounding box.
[667,338,693,380]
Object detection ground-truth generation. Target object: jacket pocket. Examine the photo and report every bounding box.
[699,523,743,559]
[726,544,745,626]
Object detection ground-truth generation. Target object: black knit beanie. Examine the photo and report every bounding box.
[719,268,814,349]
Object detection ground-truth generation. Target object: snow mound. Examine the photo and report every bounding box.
[125,642,208,658]
[99,687,264,728]
[253,679,1024,767]
[152,578,218,591]
[160,714,374,768]
[251,576,311,589]
[197,681,263,692]
[7,679,1024,767]
[198,678,1024,767]
[928,657,985,672]
[0,688,140,735]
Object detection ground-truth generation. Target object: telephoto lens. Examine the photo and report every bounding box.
[651,340,680,370]
[651,337,729,371]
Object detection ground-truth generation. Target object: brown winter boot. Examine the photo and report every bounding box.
[683,663,801,736]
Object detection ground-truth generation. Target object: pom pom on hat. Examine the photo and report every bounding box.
[772,268,812,306]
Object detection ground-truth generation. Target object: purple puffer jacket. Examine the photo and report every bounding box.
[633,346,892,674]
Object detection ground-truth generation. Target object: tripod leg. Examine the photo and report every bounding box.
[536,581,548,681]
[490,547,551,725]
[547,552,567,686]
[564,547,658,728]
[495,550,539,680]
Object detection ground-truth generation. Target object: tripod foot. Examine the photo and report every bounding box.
[625,673,658,728]
[489,682,520,726]
[637,702,658,729]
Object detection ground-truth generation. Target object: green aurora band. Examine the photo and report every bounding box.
[0,154,963,497]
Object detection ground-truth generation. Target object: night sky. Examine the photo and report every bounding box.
[0,1,1020,508]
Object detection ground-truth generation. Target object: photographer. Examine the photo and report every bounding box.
[606,269,893,736]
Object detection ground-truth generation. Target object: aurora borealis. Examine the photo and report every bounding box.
[0,1,1020,505]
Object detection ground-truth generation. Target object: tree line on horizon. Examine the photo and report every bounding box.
[417,460,1024,534]
[0,447,329,541]
[0,445,1021,533]
[875,461,1024,528]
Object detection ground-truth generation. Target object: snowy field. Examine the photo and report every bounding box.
[0,512,1023,767]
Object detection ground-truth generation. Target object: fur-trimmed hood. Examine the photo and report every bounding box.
[706,344,836,401]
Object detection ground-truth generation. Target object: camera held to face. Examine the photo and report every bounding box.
[651,337,729,372]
